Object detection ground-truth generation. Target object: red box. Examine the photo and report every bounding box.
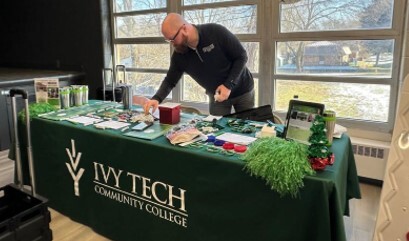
[158,103,181,124]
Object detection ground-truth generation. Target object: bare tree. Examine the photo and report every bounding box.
[359,0,393,66]
[280,0,364,72]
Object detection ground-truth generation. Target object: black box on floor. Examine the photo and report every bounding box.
[0,184,52,241]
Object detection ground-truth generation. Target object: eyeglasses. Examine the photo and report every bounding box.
[165,24,185,43]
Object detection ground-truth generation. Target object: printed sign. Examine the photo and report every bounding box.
[34,78,60,108]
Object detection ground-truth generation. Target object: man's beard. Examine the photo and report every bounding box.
[175,45,188,54]
[174,36,189,54]
[174,45,188,54]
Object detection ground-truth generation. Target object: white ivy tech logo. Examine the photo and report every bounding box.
[65,139,85,196]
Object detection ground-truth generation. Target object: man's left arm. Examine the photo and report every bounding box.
[219,25,248,90]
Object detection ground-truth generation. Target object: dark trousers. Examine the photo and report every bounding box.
[208,89,255,116]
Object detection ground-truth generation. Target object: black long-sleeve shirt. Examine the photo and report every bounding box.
[152,23,254,103]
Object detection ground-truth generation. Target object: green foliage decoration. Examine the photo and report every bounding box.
[18,102,57,123]
[308,115,332,158]
[241,137,315,197]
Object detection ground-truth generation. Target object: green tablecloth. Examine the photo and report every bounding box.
[29,115,360,241]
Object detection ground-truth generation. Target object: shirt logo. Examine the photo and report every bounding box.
[202,44,215,53]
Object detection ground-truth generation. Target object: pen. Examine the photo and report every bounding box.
[267,120,275,127]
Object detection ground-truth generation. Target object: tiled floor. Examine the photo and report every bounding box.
[344,183,382,241]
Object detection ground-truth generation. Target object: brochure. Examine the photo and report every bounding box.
[34,78,60,109]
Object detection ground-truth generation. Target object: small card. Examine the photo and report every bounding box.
[202,115,223,122]
[216,133,257,146]
[94,120,130,130]
[67,116,102,126]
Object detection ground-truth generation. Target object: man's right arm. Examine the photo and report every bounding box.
[144,99,159,114]
[144,56,183,114]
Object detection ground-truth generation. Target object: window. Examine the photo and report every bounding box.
[280,0,393,32]
[274,0,402,131]
[111,0,170,99]
[109,0,406,132]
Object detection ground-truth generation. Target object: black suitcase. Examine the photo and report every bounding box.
[96,65,127,102]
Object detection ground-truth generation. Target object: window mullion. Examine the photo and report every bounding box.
[258,0,273,106]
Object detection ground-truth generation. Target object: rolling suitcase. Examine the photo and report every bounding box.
[0,89,52,241]
[114,65,134,110]
[96,65,127,102]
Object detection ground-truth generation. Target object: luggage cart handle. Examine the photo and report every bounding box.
[10,88,37,197]
[116,65,127,84]
[10,89,28,99]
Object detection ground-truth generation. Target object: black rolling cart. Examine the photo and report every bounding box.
[0,89,52,241]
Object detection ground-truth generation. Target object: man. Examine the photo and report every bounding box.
[144,13,255,116]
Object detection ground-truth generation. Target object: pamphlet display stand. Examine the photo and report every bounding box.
[0,89,52,241]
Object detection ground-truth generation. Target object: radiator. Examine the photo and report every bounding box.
[350,137,390,181]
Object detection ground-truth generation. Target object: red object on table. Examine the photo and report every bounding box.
[234,145,247,153]
[223,142,234,150]
[309,153,335,171]
[159,103,180,124]
[309,157,327,171]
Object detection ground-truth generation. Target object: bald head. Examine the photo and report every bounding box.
[162,13,188,37]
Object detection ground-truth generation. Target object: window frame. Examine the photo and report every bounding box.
[267,0,406,133]
[108,0,407,133]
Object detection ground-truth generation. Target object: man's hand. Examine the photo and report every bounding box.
[214,84,231,102]
[144,99,159,115]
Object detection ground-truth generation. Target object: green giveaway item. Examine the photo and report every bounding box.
[18,102,57,123]
[241,137,315,197]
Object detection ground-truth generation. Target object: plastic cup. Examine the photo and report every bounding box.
[323,110,336,146]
